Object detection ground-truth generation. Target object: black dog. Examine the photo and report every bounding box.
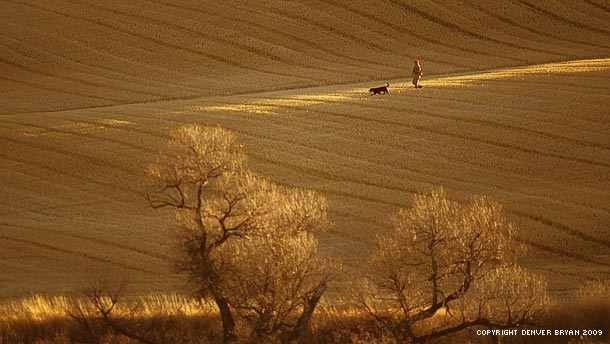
[369,83,389,95]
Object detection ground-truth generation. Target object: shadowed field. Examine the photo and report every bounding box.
[1,0,610,298]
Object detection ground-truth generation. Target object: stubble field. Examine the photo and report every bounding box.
[1,0,610,300]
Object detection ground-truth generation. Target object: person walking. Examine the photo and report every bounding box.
[412,59,422,88]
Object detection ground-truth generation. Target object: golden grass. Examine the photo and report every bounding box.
[3,287,609,344]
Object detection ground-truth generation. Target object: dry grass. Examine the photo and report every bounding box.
[2,282,609,343]
[0,293,219,344]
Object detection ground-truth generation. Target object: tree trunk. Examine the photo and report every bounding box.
[214,294,237,344]
[283,276,328,343]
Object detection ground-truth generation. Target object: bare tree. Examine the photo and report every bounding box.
[148,124,331,343]
[148,124,246,343]
[220,185,331,343]
[357,188,548,343]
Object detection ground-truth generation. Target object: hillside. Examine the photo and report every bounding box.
[2,0,610,114]
[1,0,609,298]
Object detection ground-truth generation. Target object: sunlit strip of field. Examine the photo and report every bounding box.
[192,58,610,115]
[425,58,610,87]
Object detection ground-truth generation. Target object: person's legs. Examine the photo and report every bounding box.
[412,74,420,88]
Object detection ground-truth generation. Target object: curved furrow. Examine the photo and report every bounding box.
[510,209,610,250]
[385,0,570,57]
[410,86,610,128]
[515,0,610,36]
[0,188,106,217]
[238,99,605,184]
[557,0,610,22]
[518,238,610,267]
[143,0,449,70]
[1,120,157,154]
[0,233,157,274]
[0,21,205,92]
[211,99,610,214]
[141,0,415,72]
[0,45,166,99]
[109,105,551,199]
[0,135,140,177]
[4,0,321,82]
[293,93,610,151]
[454,1,608,52]
[0,151,142,198]
[0,157,127,214]
[260,97,610,168]
[391,85,608,137]
[221,1,469,69]
[584,0,610,12]
[420,0,582,55]
[195,101,593,204]
[250,136,605,218]
[4,222,169,261]
[5,108,603,258]
[342,97,610,151]
[228,2,395,56]
[126,107,478,194]
[315,0,527,64]
[62,0,373,79]
[0,29,201,94]
[250,153,410,209]
[250,137,608,254]
[0,74,119,103]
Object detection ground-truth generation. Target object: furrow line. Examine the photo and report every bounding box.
[251,153,409,209]
[0,46,164,99]
[0,151,142,198]
[409,88,609,129]
[318,0,527,63]
[584,0,610,12]
[339,97,610,151]
[510,209,610,250]
[262,98,610,168]
[0,19,210,91]
[456,1,608,51]
[0,74,118,103]
[385,0,569,57]
[0,136,139,176]
[0,232,157,274]
[515,0,610,36]
[1,120,157,154]
[145,0,426,69]
[255,146,606,252]
[199,104,555,201]
[229,2,392,55]
[215,102,609,214]
[63,0,371,79]
[556,0,610,23]
[4,0,320,82]
[4,222,169,261]
[518,238,610,267]
[479,76,610,96]
[0,191,106,218]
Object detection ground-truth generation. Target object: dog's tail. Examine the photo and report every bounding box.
[386,83,389,87]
